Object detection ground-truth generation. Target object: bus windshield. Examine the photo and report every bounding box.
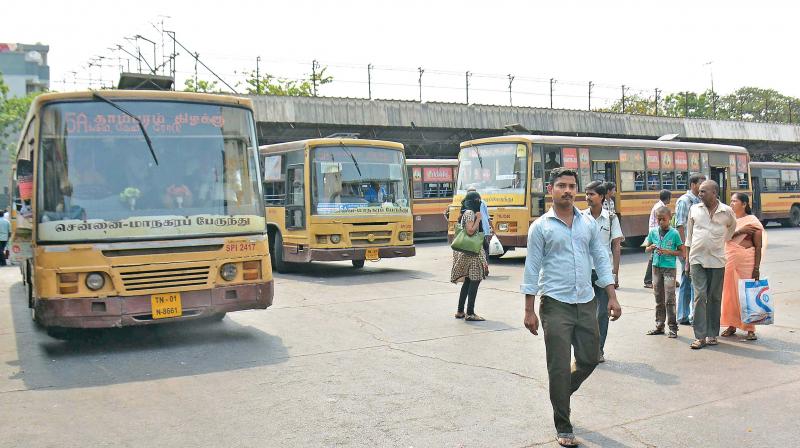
[311,146,410,215]
[456,143,527,204]
[37,100,265,242]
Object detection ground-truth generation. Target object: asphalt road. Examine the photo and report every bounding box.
[1,226,799,447]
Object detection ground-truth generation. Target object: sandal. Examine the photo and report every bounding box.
[454,312,465,319]
[465,314,485,321]
[721,327,736,337]
[556,433,580,447]
[690,339,706,349]
[668,331,677,338]
[706,337,718,346]
[646,327,665,335]
[745,332,757,341]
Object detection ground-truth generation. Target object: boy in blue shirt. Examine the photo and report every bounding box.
[645,206,684,338]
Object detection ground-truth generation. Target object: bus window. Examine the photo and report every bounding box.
[619,149,645,192]
[531,146,543,193]
[543,147,561,172]
[675,172,688,191]
[762,169,780,191]
[263,155,286,206]
[782,169,799,191]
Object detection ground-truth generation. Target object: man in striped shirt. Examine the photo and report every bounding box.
[674,173,706,325]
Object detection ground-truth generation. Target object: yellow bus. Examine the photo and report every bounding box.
[448,135,751,250]
[750,161,800,227]
[9,90,273,336]
[259,138,415,272]
[406,158,458,235]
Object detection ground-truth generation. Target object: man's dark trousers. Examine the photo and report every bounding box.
[540,296,600,435]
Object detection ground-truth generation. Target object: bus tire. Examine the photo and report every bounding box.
[210,312,227,321]
[488,250,508,259]
[273,232,289,273]
[624,236,646,248]
[352,260,365,269]
[789,205,800,227]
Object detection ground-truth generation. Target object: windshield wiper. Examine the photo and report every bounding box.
[473,145,483,168]
[339,142,362,177]
[92,92,159,166]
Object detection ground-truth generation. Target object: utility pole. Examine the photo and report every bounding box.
[367,63,373,100]
[621,85,626,113]
[312,59,319,96]
[418,67,424,102]
[550,78,556,108]
[256,56,261,94]
[588,81,593,111]
[508,74,515,106]
[704,61,716,118]
[654,88,660,116]
[465,71,471,105]
[194,52,199,91]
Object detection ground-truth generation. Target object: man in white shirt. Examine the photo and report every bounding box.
[685,180,736,349]
[582,181,624,363]
[644,190,672,288]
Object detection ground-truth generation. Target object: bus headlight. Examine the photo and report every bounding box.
[220,263,238,281]
[498,223,510,232]
[330,234,341,244]
[399,231,411,241]
[85,272,105,291]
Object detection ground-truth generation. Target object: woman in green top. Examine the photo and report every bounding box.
[645,206,685,338]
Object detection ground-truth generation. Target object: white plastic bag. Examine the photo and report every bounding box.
[738,278,774,325]
[488,234,504,256]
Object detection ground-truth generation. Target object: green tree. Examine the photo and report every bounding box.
[183,78,222,93]
[0,73,44,162]
[241,66,333,96]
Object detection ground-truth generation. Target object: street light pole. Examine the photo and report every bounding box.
[704,61,716,118]
[508,74,515,106]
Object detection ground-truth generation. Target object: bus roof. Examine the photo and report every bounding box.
[460,135,749,154]
[405,158,458,166]
[28,90,254,110]
[259,138,404,155]
[750,161,800,169]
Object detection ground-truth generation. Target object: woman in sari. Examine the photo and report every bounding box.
[720,193,765,341]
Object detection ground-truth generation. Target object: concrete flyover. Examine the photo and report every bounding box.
[249,95,800,159]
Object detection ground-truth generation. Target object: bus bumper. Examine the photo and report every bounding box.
[34,280,274,329]
[287,245,415,262]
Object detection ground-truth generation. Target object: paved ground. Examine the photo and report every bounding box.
[1,226,799,447]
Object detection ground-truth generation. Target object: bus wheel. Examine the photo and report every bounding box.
[352,260,365,269]
[210,312,227,321]
[273,232,289,273]
[789,205,800,227]
[488,250,507,260]
[624,236,646,248]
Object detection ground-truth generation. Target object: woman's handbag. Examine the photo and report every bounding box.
[451,220,484,254]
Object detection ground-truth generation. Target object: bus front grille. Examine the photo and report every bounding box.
[119,265,211,292]
[349,231,392,247]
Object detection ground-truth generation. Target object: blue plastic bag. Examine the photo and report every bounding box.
[738,278,774,325]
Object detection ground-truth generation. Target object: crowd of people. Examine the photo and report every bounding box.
[450,168,767,447]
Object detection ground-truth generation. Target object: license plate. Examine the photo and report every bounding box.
[365,248,379,260]
[151,293,182,319]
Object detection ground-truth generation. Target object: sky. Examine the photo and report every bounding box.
[4,0,799,110]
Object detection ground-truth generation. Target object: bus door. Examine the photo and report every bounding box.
[711,167,727,203]
[591,160,619,211]
[285,164,305,229]
[752,177,763,218]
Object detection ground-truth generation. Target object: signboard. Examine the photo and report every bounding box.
[729,154,738,174]
[688,153,700,172]
[620,150,644,171]
[660,151,674,170]
[562,148,579,169]
[579,148,591,169]
[38,215,267,241]
[646,150,660,170]
[412,167,422,182]
[737,154,748,173]
[674,152,688,171]
[262,156,282,181]
[422,167,453,182]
